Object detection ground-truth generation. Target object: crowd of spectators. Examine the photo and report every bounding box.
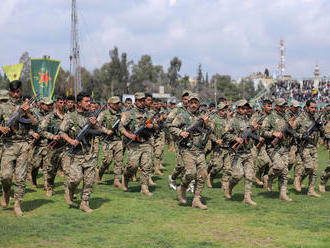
[269,80,329,103]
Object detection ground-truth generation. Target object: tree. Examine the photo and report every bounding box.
[205,72,209,85]
[238,79,255,99]
[196,64,203,85]
[167,56,182,94]
[0,73,8,89]
[264,68,270,77]
[19,51,32,95]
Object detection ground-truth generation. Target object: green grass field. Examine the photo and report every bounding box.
[0,146,329,248]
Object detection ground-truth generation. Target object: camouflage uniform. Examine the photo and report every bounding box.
[96,105,123,185]
[0,96,36,215]
[261,103,293,201]
[293,111,323,197]
[60,110,99,207]
[40,109,65,194]
[119,95,158,195]
[169,99,212,210]
[319,114,330,192]
[223,100,257,205]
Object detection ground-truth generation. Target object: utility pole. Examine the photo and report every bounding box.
[70,0,82,100]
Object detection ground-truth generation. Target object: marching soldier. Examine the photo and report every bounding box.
[119,92,158,196]
[40,95,66,197]
[0,80,38,216]
[319,105,330,192]
[170,93,212,210]
[96,96,123,187]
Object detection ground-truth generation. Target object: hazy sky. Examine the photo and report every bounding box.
[1,0,330,79]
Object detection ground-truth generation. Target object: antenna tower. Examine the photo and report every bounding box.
[70,0,82,100]
[278,40,286,80]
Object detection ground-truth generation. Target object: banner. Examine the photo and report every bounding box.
[30,58,60,98]
[1,63,24,82]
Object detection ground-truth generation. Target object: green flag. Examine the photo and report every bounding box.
[30,58,60,98]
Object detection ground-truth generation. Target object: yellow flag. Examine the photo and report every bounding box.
[2,63,24,82]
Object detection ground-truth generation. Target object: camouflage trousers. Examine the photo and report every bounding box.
[124,142,152,185]
[320,157,330,185]
[153,132,165,170]
[229,152,254,194]
[299,146,318,189]
[180,148,207,197]
[44,146,66,191]
[99,140,123,180]
[208,149,232,184]
[170,142,185,180]
[27,145,48,184]
[253,145,272,177]
[0,141,29,201]
[267,148,289,190]
[288,145,304,178]
[66,154,97,201]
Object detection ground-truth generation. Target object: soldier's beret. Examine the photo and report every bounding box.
[275,98,287,106]
[135,92,145,100]
[188,93,200,102]
[217,103,228,110]
[0,89,9,100]
[110,96,121,104]
[39,97,53,105]
[291,99,300,108]
[182,90,191,97]
[236,99,248,107]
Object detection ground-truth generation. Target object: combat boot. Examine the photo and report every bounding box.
[154,167,163,176]
[168,175,177,190]
[132,172,137,182]
[1,188,10,208]
[243,192,257,206]
[207,174,213,188]
[307,187,321,198]
[177,185,187,204]
[263,175,268,190]
[159,164,165,170]
[113,178,121,188]
[255,171,264,186]
[95,169,102,184]
[121,175,128,192]
[149,177,156,186]
[293,176,301,192]
[45,189,53,197]
[280,188,292,202]
[79,200,93,213]
[266,178,273,192]
[140,184,153,196]
[318,183,326,193]
[192,196,208,210]
[14,200,23,217]
[224,181,233,199]
[64,187,73,206]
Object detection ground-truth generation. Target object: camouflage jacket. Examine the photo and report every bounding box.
[34,108,51,147]
[0,96,36,142]
[40,109,65,147]
[224,113,254,152]
[261,110,291,150]
[119,105,158,144]
[209,113,229,148]
[60,110,101,155]
[293,111,324,148]
[169,108,213,150]
[97,107,122,141]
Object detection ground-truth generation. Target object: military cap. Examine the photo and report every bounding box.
[200,102,207,106]
[0,89,9,100]
[110,96,121,104]
[39,97,53,105]
[236,99,248,107]
[291,99,300,108]
[275,98,287,106]
[217,103,228,110]
[188,93,200,102]
[135,92,145,100]
[182,90,191,97]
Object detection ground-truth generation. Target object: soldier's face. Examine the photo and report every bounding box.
[67,100,75,109]
[188,99,199,111]
[218,108,227,116]
[237,106,247,115]
[308,103,317,115]
[110,103,120,111]
[264,104,272,114]
[78,97,91,111]
[56,100,65,111]
[135,99,145,108]
[125,100,132,107]
[145,97,152,107]
[182,96,189,107]
[151,102,158,111]
[9,88,22,99]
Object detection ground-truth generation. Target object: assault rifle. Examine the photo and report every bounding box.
[102,118,121,144]
[231,115,267,152]
[301,111,325,142]
[125,112,163,146]
[67,106,105,154]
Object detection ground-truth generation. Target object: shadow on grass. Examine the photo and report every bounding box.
[103,179,114,185]
[22,199,54,212]
[257,191,279,199]
[231,193,244,202]
[90,197,111,209]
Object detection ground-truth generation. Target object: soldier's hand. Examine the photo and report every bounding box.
[127,133,136,140]
[259,137,265,143]
[89,117,97,125]
[180,131,190,138]
[236,137,244,144]
[0,126,10,134]
[105,130,113,136]
[202,114,209,125]
[53,135,61,141]
[21,102,30,113]
[145,123,153,129]
[70,139,79,147]
[32,133,40,140]
[252,121,258,130]
[216,139,223,145]
[273,132,283,139]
